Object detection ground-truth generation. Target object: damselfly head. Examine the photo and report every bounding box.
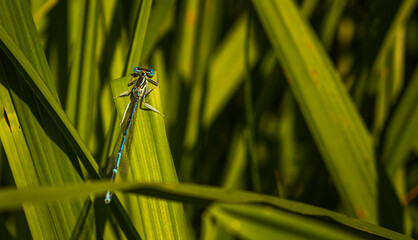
[147,69,155,77]
[133,66,140,74]
[133,67,154,78]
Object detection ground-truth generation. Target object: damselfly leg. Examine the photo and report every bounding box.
[140,83,165,117]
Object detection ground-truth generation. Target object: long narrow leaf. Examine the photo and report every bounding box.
[252,0,377,222]
[0,181,412,240]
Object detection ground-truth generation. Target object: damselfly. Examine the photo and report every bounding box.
[105,67,164,204]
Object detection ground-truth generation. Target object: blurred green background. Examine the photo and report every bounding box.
[0,0,417,239]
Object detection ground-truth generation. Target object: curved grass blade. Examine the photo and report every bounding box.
[0,181,412,240]
[251,0,378,223]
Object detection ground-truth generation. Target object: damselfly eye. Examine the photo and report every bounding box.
[148,69,155,77]
[133,67,140,73]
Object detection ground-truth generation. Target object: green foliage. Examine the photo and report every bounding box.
[0,0,417,239]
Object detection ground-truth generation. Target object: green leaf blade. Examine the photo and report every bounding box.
[0,181,412,240]
[252,0,377,223]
